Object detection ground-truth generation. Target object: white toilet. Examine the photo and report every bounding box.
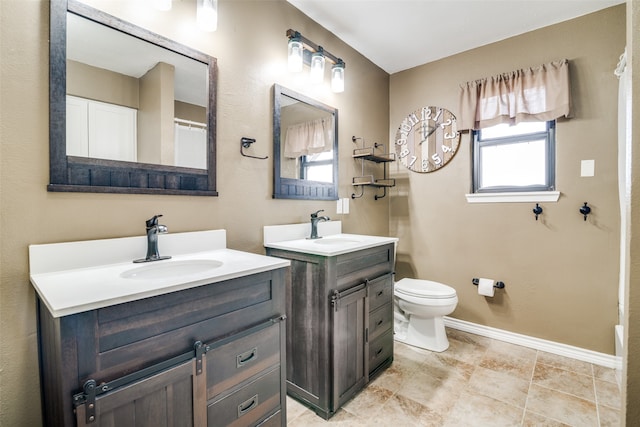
[394,278,458,352]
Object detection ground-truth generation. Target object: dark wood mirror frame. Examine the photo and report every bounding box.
[273,84,338,200]
[49,0,218,196]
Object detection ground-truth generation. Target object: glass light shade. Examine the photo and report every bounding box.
[310,52,325,85]
[288,39,303,73]
[331,62,345,93]
[197,0,218,32]
[154,0,172,11]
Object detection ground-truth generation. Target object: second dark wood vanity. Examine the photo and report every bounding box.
[266,243,395,419]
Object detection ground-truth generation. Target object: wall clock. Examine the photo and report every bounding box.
[394,106,461,173]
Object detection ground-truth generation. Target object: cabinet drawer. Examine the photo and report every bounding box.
[207,320,282,399]
[335,245,394,290]
[256,410,282,427]
[369,330,393,373]
[72,269,286,384]
[208,367,281,427]
[368,303,392,343]
[368,274,393,312]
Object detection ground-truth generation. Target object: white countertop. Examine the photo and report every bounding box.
[263,222,398,256]
[29,230,290,318]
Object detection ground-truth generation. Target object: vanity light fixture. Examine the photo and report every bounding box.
[286,29,346,93]
[331,60,345,93]
[197,0,218,32]
[288,34,304,72]
[310,48,326,85]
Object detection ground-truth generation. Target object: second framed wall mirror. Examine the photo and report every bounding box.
[273,84,338,200]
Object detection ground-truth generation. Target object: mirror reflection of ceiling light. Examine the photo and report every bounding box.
[154,0,218,33]
[153,0,172,11]
[197,0,218,32]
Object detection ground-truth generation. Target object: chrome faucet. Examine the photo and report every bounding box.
[308,210,330,239]
[134,214,172,263]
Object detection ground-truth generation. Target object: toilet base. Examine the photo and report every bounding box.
[394,315,449,352]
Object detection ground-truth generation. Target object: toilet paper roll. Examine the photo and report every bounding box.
[478,278,495,297]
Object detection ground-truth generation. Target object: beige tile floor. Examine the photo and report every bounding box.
[286,328,621,426]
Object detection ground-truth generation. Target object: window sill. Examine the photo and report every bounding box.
[465,191,560,204]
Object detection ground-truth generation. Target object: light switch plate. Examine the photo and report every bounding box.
[336,199,343,214]
[342,198,350,214]
[581,160,595,177]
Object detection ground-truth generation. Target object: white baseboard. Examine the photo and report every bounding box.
[444,316,620,369]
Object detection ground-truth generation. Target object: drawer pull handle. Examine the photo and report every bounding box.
[377,290,384,297]
[376,347,384,356]
[236,347,258,368]
[376,319,384,326]
[237,394,258,417]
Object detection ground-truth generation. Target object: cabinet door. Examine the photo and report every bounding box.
[331,283,368,412]
[75,359,206,427]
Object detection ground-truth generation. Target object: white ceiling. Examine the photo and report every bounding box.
[286,0,625,74]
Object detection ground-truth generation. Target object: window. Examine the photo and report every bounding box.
[300,150,334,183]
[473,120,555,193]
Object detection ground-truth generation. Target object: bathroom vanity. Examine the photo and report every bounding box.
[264,223,397,419]
[30,230,290,427]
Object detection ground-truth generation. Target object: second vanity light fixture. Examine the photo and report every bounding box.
[153,0,218,32]
[287,29,346,93]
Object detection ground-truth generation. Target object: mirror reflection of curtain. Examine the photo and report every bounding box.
[284,116,333,158]
[174,121,207,169]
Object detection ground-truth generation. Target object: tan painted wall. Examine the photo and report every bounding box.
[389,5,625,353]
[66,59,140,108]
[175,100,206,123]
[138,61,176,165]
[0,0,389,425]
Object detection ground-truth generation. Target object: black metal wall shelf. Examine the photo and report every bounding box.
[352,136,395,200]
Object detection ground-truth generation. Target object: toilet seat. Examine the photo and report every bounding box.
[395,278,456,299]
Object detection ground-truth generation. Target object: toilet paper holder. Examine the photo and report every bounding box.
[472,278,505,289]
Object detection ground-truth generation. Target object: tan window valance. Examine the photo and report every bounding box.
[458,59,571,131]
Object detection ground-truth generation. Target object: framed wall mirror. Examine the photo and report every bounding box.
[49,0,218,195]
[273,84,338,200]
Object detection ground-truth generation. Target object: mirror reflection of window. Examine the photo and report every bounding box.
[301,151,334,183]
[280,97,334,183]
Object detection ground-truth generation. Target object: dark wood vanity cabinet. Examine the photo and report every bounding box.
[265,244,394,419]
[37,268,288,427]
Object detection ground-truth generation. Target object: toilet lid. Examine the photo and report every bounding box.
[395,278,456,299]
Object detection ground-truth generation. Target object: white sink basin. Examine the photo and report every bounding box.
[313,237,363,245]
[120,259,224,280]
[264,229,398,257]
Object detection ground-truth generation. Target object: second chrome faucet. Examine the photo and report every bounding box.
[308,210,330,240]
[134,214,171,263]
